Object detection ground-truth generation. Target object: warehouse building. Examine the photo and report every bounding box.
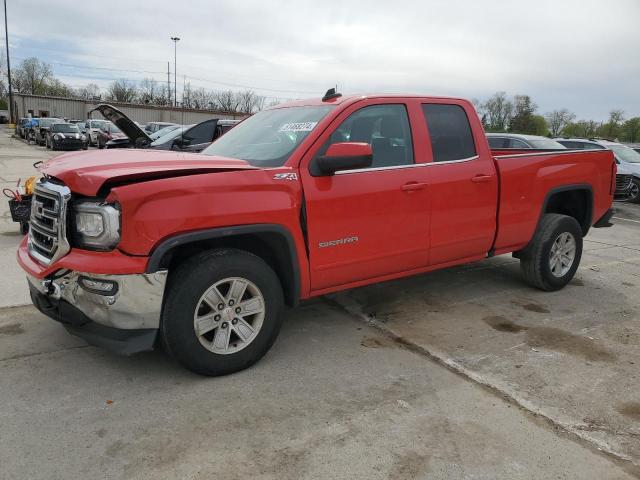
[11,94,247,124]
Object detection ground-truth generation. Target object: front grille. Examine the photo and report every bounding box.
[28,180,71,265]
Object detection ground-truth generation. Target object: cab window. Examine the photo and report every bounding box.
[325,104,414,169]
[423,104,476,162]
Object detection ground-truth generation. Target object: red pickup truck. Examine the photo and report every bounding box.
[18,90,616,376]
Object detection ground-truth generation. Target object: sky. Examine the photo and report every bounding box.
[2,0,639,120]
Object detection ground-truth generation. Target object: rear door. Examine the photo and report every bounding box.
[300,100,431,291]
[420,102,499,265]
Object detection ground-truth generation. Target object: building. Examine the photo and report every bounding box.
[11,94,247,124]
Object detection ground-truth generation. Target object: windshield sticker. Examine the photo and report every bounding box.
[279,122,318,132]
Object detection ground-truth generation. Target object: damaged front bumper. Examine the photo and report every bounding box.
[27,270,167,355]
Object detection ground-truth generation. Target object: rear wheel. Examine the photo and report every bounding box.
[161,249,284,376]
[519,214,583,291]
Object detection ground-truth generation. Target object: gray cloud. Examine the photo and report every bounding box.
[6,0,639,119]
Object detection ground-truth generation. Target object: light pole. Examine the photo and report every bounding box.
[170,36,180,108]
[3,0,13,124]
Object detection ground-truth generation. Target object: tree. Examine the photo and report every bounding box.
[482,92,513,132]
[545,109,576,137]
[214,90,240,113]
[509,95,537,134]
[107,79,138,103]
[76,83,101,100]
[622,117,640,143]
[138,78,158,104]
[190,87,214,109]
[236,90,265,114]
[530,115,549,136]
[598,109,625,139]
[12,57,54,95]
[562,120,600,138]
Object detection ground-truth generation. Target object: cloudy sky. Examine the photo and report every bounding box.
[3,0,639,120]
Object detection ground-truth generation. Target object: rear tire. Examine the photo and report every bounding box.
[161,249,285,376]
[519,214,583,291]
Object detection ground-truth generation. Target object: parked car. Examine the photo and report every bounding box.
[45,122,88,151]
[24,118,40,144]
[91,103,239,151]
[625,143,640,154]
[19,91,616,376]
[16,118,30,139]
[555,138,640,203]
[34,118,63,146]
[486,133,566,150]
[83,119,108,146]
[96,122,127,148]
[150,124,182,140]
[144,121,177,134]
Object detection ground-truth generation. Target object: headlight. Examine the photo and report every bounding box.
[73,202,120,250]
[81,134,86,141]
[53,134,62,141]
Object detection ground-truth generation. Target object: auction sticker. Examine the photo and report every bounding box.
[279,122,318,132]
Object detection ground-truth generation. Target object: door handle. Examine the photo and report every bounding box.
[471,174,492,183]
[401,182,428,192]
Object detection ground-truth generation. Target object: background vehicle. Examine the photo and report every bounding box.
[45,123,88,151]
[144,121,176,134]
[150,124,182,140]
[83,119,107,146]
[19,92,615,377]
[96,122,126,148]
[556,138,640,203]
[16,118,30,139]
[91,103,240,151]
[34,118,63,146]
[486,133,566,151]
[24,118,39,143]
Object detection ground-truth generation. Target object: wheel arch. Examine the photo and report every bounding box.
[540,184,593,236]
[146,224,300,307]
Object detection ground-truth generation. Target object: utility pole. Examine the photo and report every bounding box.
[167,61,170,106]
[3,0,13,124]
[170,36,180,108]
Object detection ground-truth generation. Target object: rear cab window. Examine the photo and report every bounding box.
[422,104,476,162]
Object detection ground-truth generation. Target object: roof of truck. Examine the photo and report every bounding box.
[271,93,469,109]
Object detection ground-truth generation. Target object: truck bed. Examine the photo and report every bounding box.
[491,149,615,255]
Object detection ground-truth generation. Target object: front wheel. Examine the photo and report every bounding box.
[519,214,583,291]
[161,249,285,376]
[629,178,640,204]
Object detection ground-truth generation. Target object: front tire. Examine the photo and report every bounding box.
[629,178,640,204]
[161,249,285,376]
[519,214,583,291]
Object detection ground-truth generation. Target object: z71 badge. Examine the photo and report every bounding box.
[273,173,298,181]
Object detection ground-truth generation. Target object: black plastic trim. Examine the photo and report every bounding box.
[593,208,615,228]
[146,224,301,304]
[541,184,594,235]
[29,285,157,355]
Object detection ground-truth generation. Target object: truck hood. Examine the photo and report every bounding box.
[40,149,257,196]
[89,104,153,148]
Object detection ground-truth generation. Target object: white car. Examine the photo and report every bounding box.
[556,138,640,203]
[81,119,108,146]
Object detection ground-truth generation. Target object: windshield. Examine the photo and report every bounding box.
[150,125,194,146]
[528,138,566,149]
[202,106,334,167]
[609,144,640,163]
[89,120,106,129]
[52,124,79,133]
[150,124,180,140]
[39,118,60,128]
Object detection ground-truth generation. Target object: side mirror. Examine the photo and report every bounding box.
[312,142,373,176]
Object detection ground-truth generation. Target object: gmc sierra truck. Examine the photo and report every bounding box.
[18,90,616,376]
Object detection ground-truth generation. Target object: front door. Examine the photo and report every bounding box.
[300,102,431,291]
